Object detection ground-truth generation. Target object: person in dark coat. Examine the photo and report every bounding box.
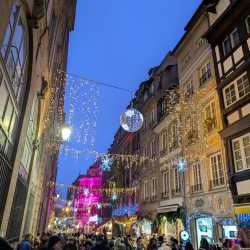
[0,237,13,250]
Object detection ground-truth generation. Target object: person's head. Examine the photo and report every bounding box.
[48,235,63,250]
[23,234,31,241]
[109,239,115,248]
[137,237,142,244]
[158,235,164,243]
[0,237,13,250]
[200,238,209,249]
[185,242,194,250]
[41,232,48,243]
[170,237,178,246]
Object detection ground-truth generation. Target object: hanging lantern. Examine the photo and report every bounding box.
[120,108,143,133]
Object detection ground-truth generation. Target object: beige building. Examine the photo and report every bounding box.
[0,0,76,240]
[172,1,234,248]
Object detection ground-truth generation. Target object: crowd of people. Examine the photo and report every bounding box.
[0,233,245,250]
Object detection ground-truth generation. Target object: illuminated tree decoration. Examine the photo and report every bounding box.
[111,193,118,201]
[120,108,143,133]
[177,159,187,173]
[101,155,112,171]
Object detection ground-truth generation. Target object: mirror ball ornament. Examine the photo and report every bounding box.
[120,108,144,133]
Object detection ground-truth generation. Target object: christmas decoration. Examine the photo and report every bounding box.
[100,155,112,171]
[120,108,144,133]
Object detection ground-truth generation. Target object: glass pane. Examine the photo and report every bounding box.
[237,74,250,98]
[0,128,7,149]
[3,98,14,132]
[243,136,250,147]
[0,81,9,119]
[0,68,3,83]
[231,29,240,48]
[236,160,243,171]
[246,157,250,169]
[9,4,20,29]
[223,37,231,55]
[233,140,240,150]
[235,151,242,160]
[12,18,24,51]
[246,16,250,33]
[19,41,25,67]
[9,111,17,142]
[12,71,20,96]
[0,24,11,58]
[6,50,16,79]
[5,140,13,158]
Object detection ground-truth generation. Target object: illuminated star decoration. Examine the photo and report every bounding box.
[177,159,187,173]
[96,203,102,209]
[101,155,112,171]
[111,193,118,201]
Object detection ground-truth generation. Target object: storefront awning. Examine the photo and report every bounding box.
[234,206,250,214]
[157,205,178,214]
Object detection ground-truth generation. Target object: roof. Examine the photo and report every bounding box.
[203,0,243,42]
[172,0,218,54]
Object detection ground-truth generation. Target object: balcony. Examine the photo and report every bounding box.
[199,70,212,86]
[204,117,216,133]
[209,177,225,190]
[191,183,202,193]
[150,195,157,201]
[186,130,198,145]
[161,192,169,200]
[172,188,181,196]
[160,149,167,157]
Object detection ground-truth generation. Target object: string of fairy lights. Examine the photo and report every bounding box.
[45,70,222,215]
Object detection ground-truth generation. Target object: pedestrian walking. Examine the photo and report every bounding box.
[47,235,64,250]
[17,235,32,250]
[199,238,210,250]
[0,237,13,250]
[136,237,146,250]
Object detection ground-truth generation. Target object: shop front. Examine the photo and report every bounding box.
[157,198,185,240]
[131,218,153,238]
[188,212,237,249]
[234,206,250,248]
[216,218,237,241]
[112,216,137,236]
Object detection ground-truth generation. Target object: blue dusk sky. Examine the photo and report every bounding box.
[57,0,202,195]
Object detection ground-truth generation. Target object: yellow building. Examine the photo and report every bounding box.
[173,1,234,248]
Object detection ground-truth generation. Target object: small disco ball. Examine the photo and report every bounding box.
[120,108,144,133]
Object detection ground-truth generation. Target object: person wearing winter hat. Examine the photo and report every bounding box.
[48,235,64,250]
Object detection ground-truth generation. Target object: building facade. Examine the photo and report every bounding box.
[204,0,250,229]
[173,1,235,247]
[0,0,76,240]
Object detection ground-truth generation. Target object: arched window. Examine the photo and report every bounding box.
[0,1,29,158]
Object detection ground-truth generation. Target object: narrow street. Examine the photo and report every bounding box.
[0,0,250,249]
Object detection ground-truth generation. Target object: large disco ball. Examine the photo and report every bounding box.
[120,108,144,132]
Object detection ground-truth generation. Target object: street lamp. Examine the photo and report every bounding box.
[61,124,72,141]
